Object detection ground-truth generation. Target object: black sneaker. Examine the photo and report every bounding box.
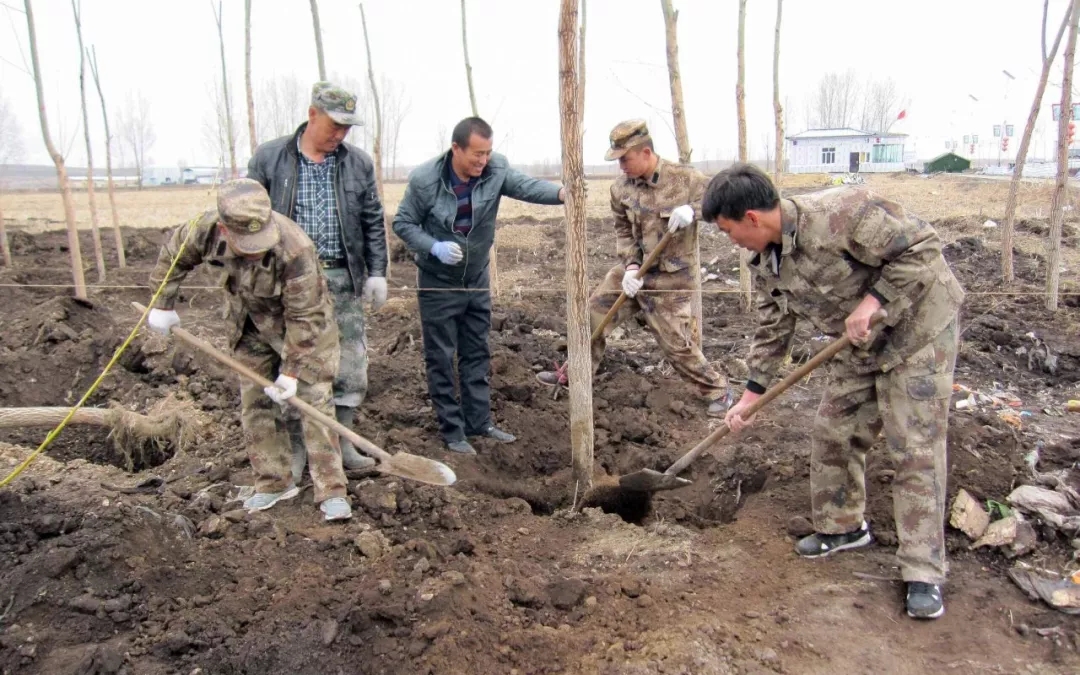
[471,426,516,444]
[906,582,944,619]
[446,439,477,455]
[795,521,872,558]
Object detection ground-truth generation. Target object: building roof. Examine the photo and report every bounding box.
[926,152,971,164]
[787,127,908,140]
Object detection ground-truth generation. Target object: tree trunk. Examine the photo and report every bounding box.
[88,48,124,268]
[245,0,257,157]
[72,0,105,282]
[773,0,784,187]
[1003,1,1071,282]
[359,2,391,282]
[578,0,586,124]
[460,0,494,293]
[659,0,702,343]
[309,0,326,80]
[25,0,86,300]
[558,0,594,496]
[736,0,752,311]
[461,0,479,117]
[213,1,238,179]
[1047,0,1079,311]
[0,194,9,266]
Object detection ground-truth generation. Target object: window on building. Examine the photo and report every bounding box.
[871,144,902,163]
[821,147,836,164]
[860,152,870,163]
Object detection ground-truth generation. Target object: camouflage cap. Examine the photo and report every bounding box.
[217,178,279,255]
[604,119,651,161]
[311,81,363,126]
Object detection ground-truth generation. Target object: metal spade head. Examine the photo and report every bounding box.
[617,468,693,493]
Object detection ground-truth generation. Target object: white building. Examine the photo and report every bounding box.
[786,128,907,174]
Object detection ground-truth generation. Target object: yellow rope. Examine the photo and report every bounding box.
[0,218,199,488]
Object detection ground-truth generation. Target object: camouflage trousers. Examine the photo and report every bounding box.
[234,328,347,503]
[324,268,368,408]
[811,319,958,584]
[589,264,727,401]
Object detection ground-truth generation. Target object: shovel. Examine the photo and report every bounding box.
[616,311,888,494]
[544,231,677,387]
[591,229,676,342]
[132,302,456,488]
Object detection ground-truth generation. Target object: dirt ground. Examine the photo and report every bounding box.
[1,174,1080,674]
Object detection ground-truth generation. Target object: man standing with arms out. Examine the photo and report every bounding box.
[537,120,729,417]
[147,179,352,521]
[247,81,387,482]
[704,163,965,620]
[393,117,567,455]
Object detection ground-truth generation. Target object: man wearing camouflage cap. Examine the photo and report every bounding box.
[247,81,387,482]
[538,120,730,417]
[146,178,353,522]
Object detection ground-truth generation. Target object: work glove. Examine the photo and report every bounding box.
[147,308,180,336]
[363,276,388,310]
[264,374,298,405]
[667,204,695,233]
[621,267,644,298]
[430,241,464,265]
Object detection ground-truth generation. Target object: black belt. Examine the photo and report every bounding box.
[319,259,348,269]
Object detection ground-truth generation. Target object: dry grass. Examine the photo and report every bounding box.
[862,173,1070,223]
[1,173,1071,234]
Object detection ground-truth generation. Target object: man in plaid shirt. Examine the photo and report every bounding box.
[248,82,388,481]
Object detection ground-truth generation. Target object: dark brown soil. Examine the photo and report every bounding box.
[1,203,1079,674]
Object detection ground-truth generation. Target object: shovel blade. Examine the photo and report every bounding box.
[618,469,692,493]
[377,453,457,487]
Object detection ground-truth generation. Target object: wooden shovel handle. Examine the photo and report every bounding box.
[132,302,390,462]
[664,310,888,477]
[590,229,676,343]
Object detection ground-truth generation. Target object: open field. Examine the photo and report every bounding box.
[0,174,1079,673]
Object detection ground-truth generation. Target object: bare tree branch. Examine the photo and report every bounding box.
[71,0,106,281]
[87,45,125,267]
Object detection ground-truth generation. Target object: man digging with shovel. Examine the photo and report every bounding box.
[537,120,730,417]
[146,178,354,522]
[703,163,965,620]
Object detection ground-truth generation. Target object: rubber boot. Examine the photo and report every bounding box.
[336,406,376,470]
[286,418,307,485]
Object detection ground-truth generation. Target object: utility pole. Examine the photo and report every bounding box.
[999,69,1015,166]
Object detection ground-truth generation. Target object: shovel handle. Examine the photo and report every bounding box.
[590,229,677,343]
[664,310,887,477]
[132,302,391,462]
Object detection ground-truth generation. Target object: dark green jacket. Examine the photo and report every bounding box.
[392,151,562,285]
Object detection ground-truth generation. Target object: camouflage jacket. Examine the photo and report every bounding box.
[746,187,965,387]
[149,210,340,384]
[611,158,707,273]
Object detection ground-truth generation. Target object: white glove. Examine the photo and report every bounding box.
[622,268,644,298]
[147,308,180,336]
[363,276,388,310]
[430,241,464,265]
[668,204,695,233]
[264,374,298,404]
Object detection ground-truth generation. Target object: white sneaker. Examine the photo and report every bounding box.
[243,484,300,512]
[320,497,352,521]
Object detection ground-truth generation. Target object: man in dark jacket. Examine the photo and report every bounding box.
[247,81,387,479]
[392,117,567,454]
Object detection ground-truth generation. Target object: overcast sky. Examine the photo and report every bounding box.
[0,0,1073,170]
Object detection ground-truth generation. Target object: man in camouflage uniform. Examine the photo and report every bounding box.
[247,81,387,481]
[146,178,353,522]
[537,120,729,417]
[703,163,965,619]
